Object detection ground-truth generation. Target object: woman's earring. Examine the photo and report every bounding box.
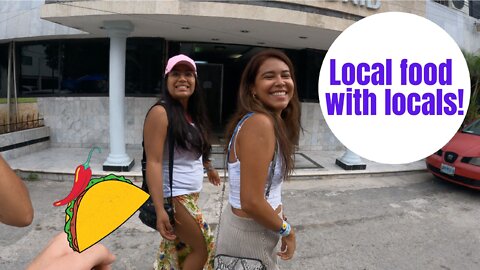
[253,92,257,99]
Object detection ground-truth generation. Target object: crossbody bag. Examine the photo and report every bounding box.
[139,102,175,230]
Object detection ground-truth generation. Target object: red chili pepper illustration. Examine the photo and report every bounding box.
[53,147,101,207]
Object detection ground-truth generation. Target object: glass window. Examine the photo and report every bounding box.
[126,38,165,96]
[19,42,60,96]
[0,43,8,99]
[294,49,326,102]
[60,39,109,95]
[17,38,165,97]
[18,39,109,97]
[433,0,449,7]
[471,0,480,19]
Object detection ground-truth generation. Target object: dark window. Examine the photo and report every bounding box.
[18,39,109,96]
[61,39,109,95]
[289,49,326,103]
[434,0,449,7]
[21,56,32,66]
[19,42,60,96]
[126,38,165,96]
[17,38,166,97]
[471,0,480,19]
[0,43,8,99]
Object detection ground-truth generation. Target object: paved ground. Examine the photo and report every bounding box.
[6,147,426,181]
[1,171,480,270]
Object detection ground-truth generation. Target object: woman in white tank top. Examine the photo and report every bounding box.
[144,54,220,270]
[216,49,302,269]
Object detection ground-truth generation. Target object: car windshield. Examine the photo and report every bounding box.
[463,119,480,136]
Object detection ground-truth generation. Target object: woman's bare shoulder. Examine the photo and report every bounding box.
[148,104,167,117]
[240,113,274,138]
[244,113,274,130]
[145,105,167,122]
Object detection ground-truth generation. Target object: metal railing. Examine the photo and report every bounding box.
[0,114,45,135]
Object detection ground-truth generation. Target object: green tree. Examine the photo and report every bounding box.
[463,51,480,126]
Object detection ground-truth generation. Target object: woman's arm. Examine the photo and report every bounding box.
[143,105,175,240]
[236,113,284,231]
[203,160,220,186]
[237,113,296,259]
[0,155,34,227]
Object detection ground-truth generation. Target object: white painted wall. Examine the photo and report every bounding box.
[0,0,84,41]
[426,0,480,53]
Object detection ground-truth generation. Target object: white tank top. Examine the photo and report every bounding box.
[227,113,283,210]
[162,131,204,197]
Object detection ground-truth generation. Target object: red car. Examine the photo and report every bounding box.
[426,118,480,189]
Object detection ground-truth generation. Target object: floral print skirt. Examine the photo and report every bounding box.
[154,193,215,270]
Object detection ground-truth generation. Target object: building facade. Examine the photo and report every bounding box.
[1,0,479,168]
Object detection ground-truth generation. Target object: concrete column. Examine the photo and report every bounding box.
[102,21,134,172]
[335,148,367,170]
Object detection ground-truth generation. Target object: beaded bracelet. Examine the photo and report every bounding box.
[279,220,291,237]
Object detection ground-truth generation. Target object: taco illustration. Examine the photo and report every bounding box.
[64,174,149,252]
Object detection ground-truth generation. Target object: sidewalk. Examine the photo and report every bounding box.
[1,147,431,270]
[6,146,427,182]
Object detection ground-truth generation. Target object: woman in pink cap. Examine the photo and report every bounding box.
[143,54,220,269]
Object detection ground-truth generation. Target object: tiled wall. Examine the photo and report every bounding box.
[0,126,50,160]
[37,97,344,151]
[37,97,158,149]
[299,102,344,151]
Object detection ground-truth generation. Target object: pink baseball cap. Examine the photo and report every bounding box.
[164,54,197,76]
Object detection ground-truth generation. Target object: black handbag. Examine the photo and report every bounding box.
[139,102,175,230]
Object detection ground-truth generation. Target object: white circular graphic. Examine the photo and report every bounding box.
[318,12,470,164]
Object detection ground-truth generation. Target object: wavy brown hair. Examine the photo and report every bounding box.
[225,49,302,176]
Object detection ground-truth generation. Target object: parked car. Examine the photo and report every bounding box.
[426,118,480,189]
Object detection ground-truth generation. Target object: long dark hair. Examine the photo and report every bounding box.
[162,75,211,161]
[225,49,302,176]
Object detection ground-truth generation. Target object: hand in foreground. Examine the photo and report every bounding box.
[207,169,221,186]
[157,209,176,241]
[277,228,296,260]
[27,232,115,270]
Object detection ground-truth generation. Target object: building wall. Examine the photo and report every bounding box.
[280,0,424,16]
[2,0,476,53]
[37,97,343,151]
[0,0,84,41]
[37,97,157,149]
[299,102,344,151]
[426,1,480,53]
[3,0,478,154]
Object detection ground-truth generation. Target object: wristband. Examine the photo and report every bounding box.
[279,220,291,237]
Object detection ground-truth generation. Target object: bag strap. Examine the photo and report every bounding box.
[215,113,278,246]
[141,101,174,203]
[226,112,277,197]
[167,107,174,202]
